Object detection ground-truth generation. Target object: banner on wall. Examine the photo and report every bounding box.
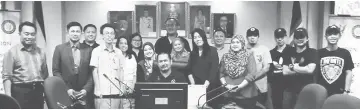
[0,11,21,94]
[328,16,360,98]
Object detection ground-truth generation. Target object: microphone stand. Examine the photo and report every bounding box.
[201,86,238,109]
[197,83,227,107]
[114,77,135,109]
[103,74,132,109]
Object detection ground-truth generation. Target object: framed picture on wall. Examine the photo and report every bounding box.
[108,11,135,39]
[211,13,236,39]
[135,5,158,38]
[158,2,189,38]
[188,5,211,39]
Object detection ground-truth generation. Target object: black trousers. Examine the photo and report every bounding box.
[270,82,285,109]
[11,82,44,109]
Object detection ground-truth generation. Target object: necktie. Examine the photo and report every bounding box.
[72,46,80,74]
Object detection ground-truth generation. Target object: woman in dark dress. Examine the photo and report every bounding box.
[187,28,221,108]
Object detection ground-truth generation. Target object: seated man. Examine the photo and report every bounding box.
[148,52,186,83]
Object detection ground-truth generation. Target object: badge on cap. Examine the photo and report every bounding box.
[278,29,282,32]
[251,28,255,31]
[331,25,337,28]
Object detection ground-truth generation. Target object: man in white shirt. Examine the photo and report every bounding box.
[139,9,153,37]
[246,27,272,109]
[90,23,125,109]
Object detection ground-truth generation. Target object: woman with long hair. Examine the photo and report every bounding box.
[115,36,137,109]
[129,33,145,62]
[137,42,158,82]
[219,35,258,109]
[187,28,220,108]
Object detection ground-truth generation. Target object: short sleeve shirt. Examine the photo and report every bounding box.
[90,45,125,95]
[318,48,354,94]
[247,45,272,93]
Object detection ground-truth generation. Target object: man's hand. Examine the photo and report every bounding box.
[67,89,76,99]
[225,85,233,90]
[75,89,87,99]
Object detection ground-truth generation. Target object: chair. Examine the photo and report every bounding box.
[0,94,21,109]
[294,84,328,109]
[44,76,72,109]
[322,94,360,109]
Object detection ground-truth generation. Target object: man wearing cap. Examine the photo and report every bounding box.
[269,28,294,109]
[316,25,354,96]
[282,28,318,108]
[246,27,272,108]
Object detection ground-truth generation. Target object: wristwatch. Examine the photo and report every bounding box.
[344,90,351,93]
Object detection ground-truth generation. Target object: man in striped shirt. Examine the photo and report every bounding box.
[2,21,49,108]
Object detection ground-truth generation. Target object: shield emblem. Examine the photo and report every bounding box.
[320,57,344,84]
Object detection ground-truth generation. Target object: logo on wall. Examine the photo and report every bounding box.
[1,20,16,34]
[352,25,360,39]
[320,56,344,84]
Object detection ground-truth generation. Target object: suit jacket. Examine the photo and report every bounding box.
[52,42,93,92]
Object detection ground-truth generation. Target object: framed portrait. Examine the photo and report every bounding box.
[188,5,211,39]
[211,13,236,39]
[135,5,158,38]
[158,2,189,38]
[107,11,135,39]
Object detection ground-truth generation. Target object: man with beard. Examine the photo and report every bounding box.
[148,52,186,83]
[82,24,99,49]
[2,21,48,109]
[155,18,190,54]
[317,25,354,96]
[245,27,272,109]
[269,28,294,109]
[53,22,93,109]
[282,28,318,109]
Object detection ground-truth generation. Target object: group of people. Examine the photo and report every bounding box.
[1,16,355,109]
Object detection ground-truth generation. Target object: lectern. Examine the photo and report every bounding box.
[134,82,188,109]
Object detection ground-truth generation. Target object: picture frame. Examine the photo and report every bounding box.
[211,13,236,39]
[158,1,189,38]
[188,5,211,39]
[135,5,158,38]
[107,11,135,39]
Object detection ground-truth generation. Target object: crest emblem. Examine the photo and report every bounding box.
[320,56,344,84]
[251,28,255,31]
[1,20,16,34]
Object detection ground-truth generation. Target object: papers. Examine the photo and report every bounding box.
[187,85,207,109]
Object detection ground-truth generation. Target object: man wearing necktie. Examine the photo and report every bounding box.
[53,22,94,109]
[216,15,233,38]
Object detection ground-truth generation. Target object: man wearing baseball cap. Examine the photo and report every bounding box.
[282,28,318,108]
[317,25,354,96]
[245,27,273,108]
[269,28,294,109]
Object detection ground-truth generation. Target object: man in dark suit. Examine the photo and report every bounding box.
[52,22,93,109]
[215,16,233,38]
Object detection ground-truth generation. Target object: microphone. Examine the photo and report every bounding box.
[103,74,133,109]
[197,83,227,107]
[201,86,238,109]
[57,101,82,109]
[114,77,135,93]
